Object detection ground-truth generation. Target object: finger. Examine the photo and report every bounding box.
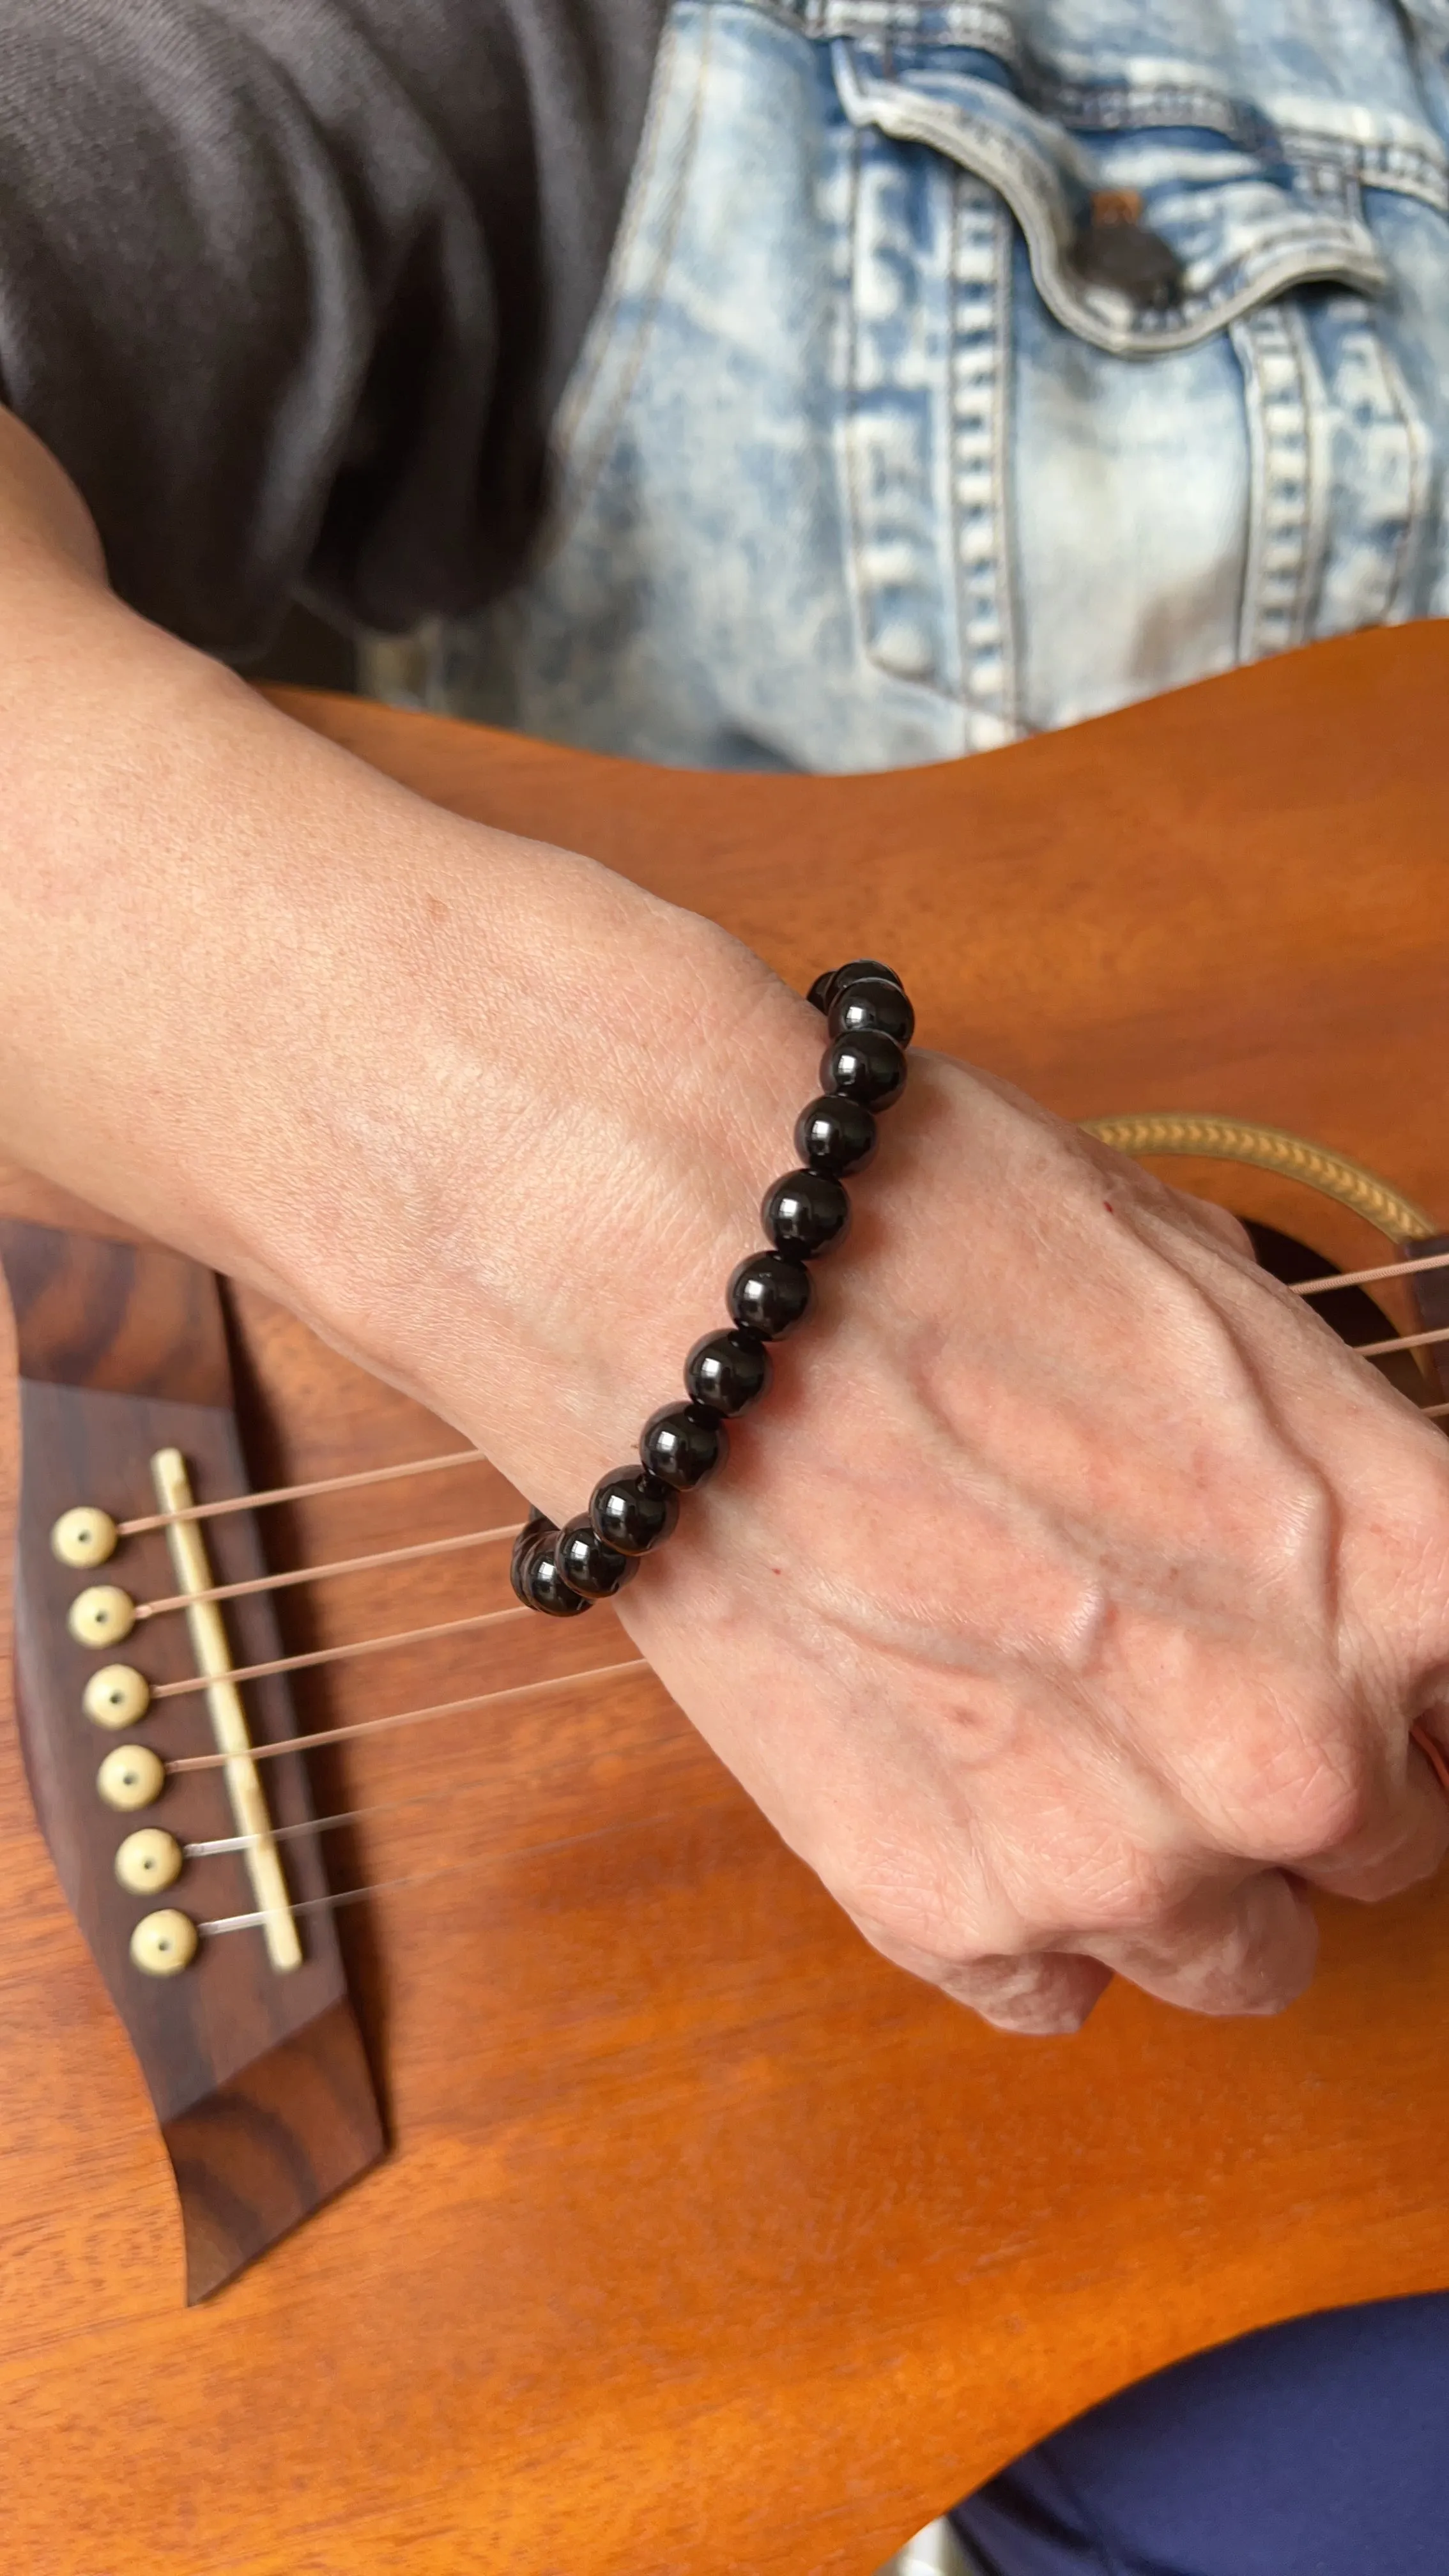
[935,1951,1114,2036]
[1081,1868,1316,2018]
[849,1900,1114,2033]
[1183,1689,1449,1903]
[1222,1721,1443,1906]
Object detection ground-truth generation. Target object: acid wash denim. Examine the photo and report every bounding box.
[367,0,1449,772]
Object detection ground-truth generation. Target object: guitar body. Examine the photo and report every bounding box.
[2,625,1448,2576]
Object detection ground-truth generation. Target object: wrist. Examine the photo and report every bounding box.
[338,893,826,1511]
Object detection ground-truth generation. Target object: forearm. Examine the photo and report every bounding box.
[0,411,819,1505]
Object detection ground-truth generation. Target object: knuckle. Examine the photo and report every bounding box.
[1066,1849,1176,1936]
[844,1889,972,1984]
[1245,1752,1375,1862]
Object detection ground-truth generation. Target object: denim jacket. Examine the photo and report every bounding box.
[369,0,1449,770]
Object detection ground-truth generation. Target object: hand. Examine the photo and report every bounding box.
[581,1060,1449,2035]
[369,930,1449,2032]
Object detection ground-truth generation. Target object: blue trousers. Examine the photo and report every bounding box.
[950,2294,1449,2575]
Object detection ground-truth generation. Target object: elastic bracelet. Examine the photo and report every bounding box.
[510,960,916,1617]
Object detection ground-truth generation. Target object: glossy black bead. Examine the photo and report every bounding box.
[556,1515,639,1599]
[510,1519,592,1618]
[590,1466,680,1556]
[820,1027,907,1111]
[727,1248,813,1340]
[762,1166,852,1259]
[793,1092,878,1179]
[509,1509,552,1599]
[684,1329,773,1415]
[807,958,905,1016]
[640,1402,730,1490]
[827,973,915,1049]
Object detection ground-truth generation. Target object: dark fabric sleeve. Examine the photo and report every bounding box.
[0,0,664,656]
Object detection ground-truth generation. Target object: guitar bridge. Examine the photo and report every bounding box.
[0,1218,383,2302]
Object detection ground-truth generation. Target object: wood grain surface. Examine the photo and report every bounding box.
[3,624,1449,2575]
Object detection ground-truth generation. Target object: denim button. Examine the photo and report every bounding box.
[1073,188,1183,312]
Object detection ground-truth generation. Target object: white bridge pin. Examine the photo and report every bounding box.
[67,1585,135,1648]
[96,1744,165,1813]
[50,1506,118,1568]
[83,1665,151,1728]
[130,1910,198,1977]
[114,1828,183,1896]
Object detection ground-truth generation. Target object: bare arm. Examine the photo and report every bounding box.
[5,407,1448,2034]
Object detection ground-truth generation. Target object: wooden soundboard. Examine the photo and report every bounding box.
[2,624,1447,2575]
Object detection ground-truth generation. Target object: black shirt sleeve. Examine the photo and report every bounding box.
[0,0,664,656]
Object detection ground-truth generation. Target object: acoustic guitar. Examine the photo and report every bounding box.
[3,624,1447,2576]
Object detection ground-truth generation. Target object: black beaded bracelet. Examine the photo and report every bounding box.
[510,960,915,1617]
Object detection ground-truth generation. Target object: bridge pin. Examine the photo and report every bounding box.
[129,1910,198,1977]
[83,1665,151,1728]
[114,1828,183,1896]
[67,1584,135,1647]
[96,1743,165,1813]
[50,1506,118,1568]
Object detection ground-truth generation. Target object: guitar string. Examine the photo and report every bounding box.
[187,1781,461,1853]
[201,1853,557,1935]
[149,1599,533,1699]
[126,1303,1449,1678]
[193,1799,719,1936]
[165,1650,642,1772]
[185,1767,569,1855]
[1349,1321,1449,1359]
[139,1366,1449,1903]
[192,1728,1449,1939]
[118,1317,1449,1636]
[1289,1246,1449,1294]
[131,1517,523,1621]
[114,1444,489,1536]
[135,1288,1448,1926]
[100,1262,1449,1823]
[101,1245,1449,1543]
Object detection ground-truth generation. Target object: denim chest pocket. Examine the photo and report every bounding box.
[400,0,1449,774]
[834,44,1392,357]
[829,33,1448,740]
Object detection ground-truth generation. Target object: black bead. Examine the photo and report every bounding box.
[556,1515,639,1599]
[510,1519,592,1618]
[590,1466,680,1556]
[640,1402,730,1490]
[684,1329,773,1415]
[807,959,904,1016]
[827,974,915,1049]
[509,1510,552,1596]
[820,1027,907,1111]
[727,1248,813,1340]
[762,1167,852,1259]
[793,1092,878,1178]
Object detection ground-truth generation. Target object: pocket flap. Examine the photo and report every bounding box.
[834,44,1390,356]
